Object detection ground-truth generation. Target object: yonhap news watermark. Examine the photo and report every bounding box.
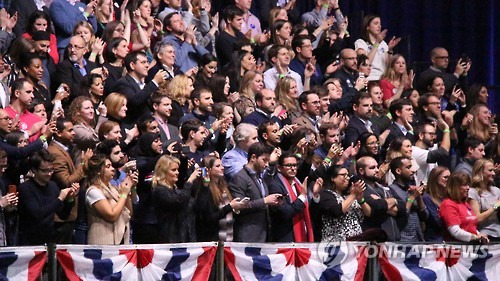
[317,240,491,265]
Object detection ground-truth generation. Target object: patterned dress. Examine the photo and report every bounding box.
[321,189,364,242]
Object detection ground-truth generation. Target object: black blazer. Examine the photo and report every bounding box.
[194,185,233,242]
[228,166,270,242]
[112,75,158,126]
[267,175,307,242]
[384,122,416,148]
[53,59,98,100]
[343,116,381,149]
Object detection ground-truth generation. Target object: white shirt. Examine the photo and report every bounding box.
[354,39,389,81]
[264,67,303,94]
[412,144,438,185]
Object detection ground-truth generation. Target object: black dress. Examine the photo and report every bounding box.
[152,182,196,243]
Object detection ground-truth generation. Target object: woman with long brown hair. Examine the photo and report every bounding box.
[422,166,450,242]
[195,155,247,241]
[85,154,137,245]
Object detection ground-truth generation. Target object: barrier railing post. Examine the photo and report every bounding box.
[216,241,225,281]
[367,242,379,281]
[47,243,57,281]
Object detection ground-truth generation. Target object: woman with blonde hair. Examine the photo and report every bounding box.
[469,159,500,241]
[239,70,264,103]
[73,21,104,64]
[467,104,497,145]
[152,155,200,243]
[104,93,138,145]
[166,75,195,127]
[85,154,137,245]
[379,54,413,108]
[274,76,301,120]
[422,166,450,242]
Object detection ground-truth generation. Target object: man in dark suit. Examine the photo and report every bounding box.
[267,152,322,242]
[113,51,167,127]
[151,92,180,149]
[146,42,176,83]
[53,36,98,100]
[385,98,417,152]
[228,143,282,242]
[343,92,381,148]
[241,89,281,127]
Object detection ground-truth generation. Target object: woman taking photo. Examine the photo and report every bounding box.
[130,133,164,243]
[422,166,450,242]
[469,159,500,241]
[85,154,137,245]
[439,172,489,243]
[152,155,199,243]
[318,165,371,241]
[354,15,400,81]
[195,155,247,241]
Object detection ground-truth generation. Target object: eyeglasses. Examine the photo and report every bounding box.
[68,44,85,51]
[434,56,449,60]
[337,173,349,178]
[282,163,298,168]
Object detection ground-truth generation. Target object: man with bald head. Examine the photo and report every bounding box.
[357,156,407,241]
[53,35,98,100]
[330,48,367,113]
[241,89,282,127]
[416,47,470,96]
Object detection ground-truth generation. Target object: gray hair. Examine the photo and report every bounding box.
[233,123,257,144]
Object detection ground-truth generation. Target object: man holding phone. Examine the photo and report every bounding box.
[416,47,470,96]
[228,143,282,242]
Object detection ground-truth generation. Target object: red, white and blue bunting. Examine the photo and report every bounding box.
[378,243,500,281]
[0,246,46,281]
[56,242,217,281]
[224,241,369,281]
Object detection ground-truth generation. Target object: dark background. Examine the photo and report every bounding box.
[233,0,500,113]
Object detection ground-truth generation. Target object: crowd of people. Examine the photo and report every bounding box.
[0,0,497,252]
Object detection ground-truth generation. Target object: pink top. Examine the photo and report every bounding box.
[5,106,42,143]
